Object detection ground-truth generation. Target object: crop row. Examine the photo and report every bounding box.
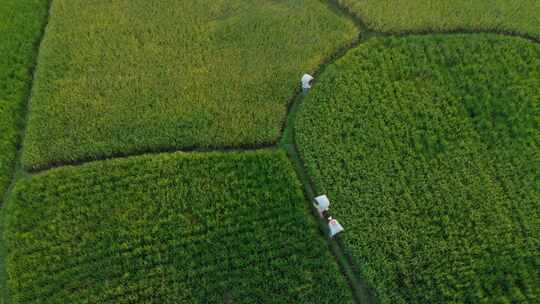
[337,0,540,39]
[5,150,353,303]
[295,34,540,303]
[21,0,359,170]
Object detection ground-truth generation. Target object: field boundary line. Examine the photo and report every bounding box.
[330,0,540,44]
[26,144,276,173]
[375,28,540,44]
[380,28,540,43]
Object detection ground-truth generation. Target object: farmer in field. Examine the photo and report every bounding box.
[301,73,314,96]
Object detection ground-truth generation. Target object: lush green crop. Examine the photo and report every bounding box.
[5,150,352,303]
[296,35,540,303]
[22,0,359,170]
[0,0,49,197]
[0,2,49,297]
[337,0,540,39]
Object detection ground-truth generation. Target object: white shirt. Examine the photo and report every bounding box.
[301,74,314,89]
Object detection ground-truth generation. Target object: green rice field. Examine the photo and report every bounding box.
[5,150,352,303]
[22,0,358,170]
[1,1,538,303]
[296,34,540,303]
[0,0,49,197]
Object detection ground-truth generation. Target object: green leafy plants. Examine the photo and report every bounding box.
[0,207,7,303]
[295,34,540,303]
[0,0,49,197]
[5,150,352,303]
[337,0,540,39]
[22,0,359,170]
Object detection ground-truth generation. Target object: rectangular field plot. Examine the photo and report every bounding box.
[22,0,358,170]
[5,150,352,303]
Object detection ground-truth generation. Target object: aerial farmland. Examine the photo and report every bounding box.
[0,0,538,303]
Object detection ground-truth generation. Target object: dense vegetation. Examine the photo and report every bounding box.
[0,0,49,197]
[0,207,7,303]
[0,2,49,299]
[296,34,540,303]
[5,1,539,302]
[22,0,358,170]
[5,150,352,303]
[337,0,540,39]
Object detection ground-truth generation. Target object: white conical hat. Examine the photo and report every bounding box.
[301,73,314,83]
[328,217,344,238]
[314,195,330,210]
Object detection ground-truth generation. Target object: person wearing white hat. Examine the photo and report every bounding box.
[328,217,344,238]
[314,194,330,218]
[301,73,314,96]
